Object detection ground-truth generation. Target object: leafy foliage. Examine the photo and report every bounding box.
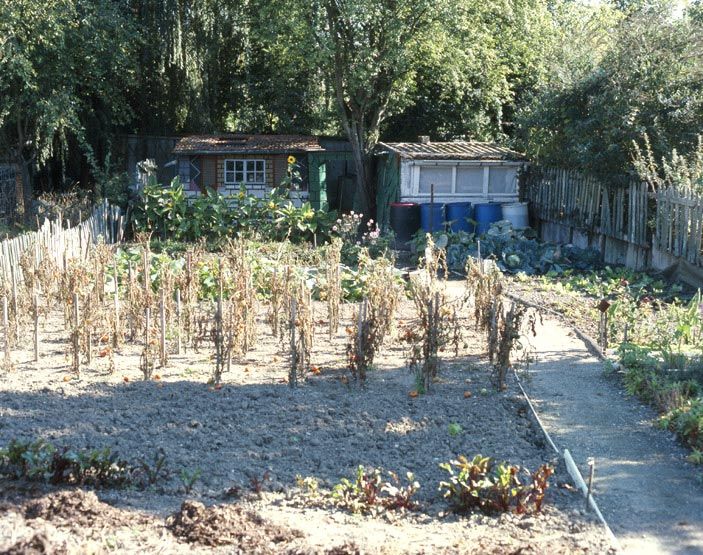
[439,455,553,514]
[516,2,703,182]
[132,177,335,245]
[331,466,420,514]
[0,440,134,487]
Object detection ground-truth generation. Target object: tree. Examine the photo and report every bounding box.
[318,0,445,217]
[0,0,135,210]
[383,0,556,142]
[515,1,703,181]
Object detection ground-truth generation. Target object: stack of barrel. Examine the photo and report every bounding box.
[389,200,530,248]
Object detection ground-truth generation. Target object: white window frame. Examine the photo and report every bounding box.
[409,161,521,198]
[224,159,266,186]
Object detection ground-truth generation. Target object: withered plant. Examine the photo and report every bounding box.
[287,277,314,387]
[406,237,457,392]
[175,249,202,350]
[347,253,401,384]
[466,257,538,389]
[140,308,156,380]
[326,238,342,337]
[491,301,539,390]
[466,257,503,332]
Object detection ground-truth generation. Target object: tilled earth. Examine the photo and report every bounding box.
[0,297,614,553]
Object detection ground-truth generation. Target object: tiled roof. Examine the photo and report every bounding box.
[173,134,324,155]
[378,141,526,161]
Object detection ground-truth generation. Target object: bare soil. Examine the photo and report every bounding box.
[0,295,614,553]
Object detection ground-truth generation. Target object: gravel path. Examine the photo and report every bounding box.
[523,316,703,554]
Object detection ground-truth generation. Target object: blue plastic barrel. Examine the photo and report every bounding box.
[420,203,445,232]
[445,202,473,233]
[474,203,502,235]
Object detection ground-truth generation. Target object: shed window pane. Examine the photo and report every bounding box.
[488,167,517,194]
[418,167,451,194]
[456,167,484,193]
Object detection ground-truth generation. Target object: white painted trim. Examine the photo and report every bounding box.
[224,158,266,186]
[407,159,524,167]
[411,165,420,195]
[451,165,457,194]
[482,166,490,196]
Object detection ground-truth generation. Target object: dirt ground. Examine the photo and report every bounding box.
[0,291,614,553]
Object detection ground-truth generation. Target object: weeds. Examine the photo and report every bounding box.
[179,468,202,494]
[137,448,169,486]
[249,470,271,495]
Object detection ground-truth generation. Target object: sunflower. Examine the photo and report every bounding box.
[287,155,296,164]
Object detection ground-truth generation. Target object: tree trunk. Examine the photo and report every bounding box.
[18,156,33,224]
[346,133,374,219]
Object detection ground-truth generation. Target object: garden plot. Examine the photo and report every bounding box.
[0,240,613,553]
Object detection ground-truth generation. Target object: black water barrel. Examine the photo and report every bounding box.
[390,202,421,245]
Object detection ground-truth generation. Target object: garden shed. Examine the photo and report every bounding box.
[375,140,527,228]
[172,134,354,209]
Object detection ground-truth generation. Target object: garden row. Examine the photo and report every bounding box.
[0,438,552,517]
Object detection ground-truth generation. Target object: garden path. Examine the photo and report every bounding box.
[523,315,703,555]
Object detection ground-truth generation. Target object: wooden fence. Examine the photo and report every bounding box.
[525,166,703,272]
[523,167,649,247]
[0,200,124,285]
[653,187,703,267]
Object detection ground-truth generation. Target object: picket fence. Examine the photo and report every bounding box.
[0,200,124,285]
[653,187,703,267]
[524,167,703,271]
[523,167,649,247]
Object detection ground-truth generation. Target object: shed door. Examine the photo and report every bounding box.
[201,157,217,190]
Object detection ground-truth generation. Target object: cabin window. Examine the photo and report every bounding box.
[488,167,516,194]
[418,167,452,194]
[224,159,266,186]
[455,167,484,193]
[411,163,518,197]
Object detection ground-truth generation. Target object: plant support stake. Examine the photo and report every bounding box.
[586,457,595,511]
[33,293,39,362]
[175,288,182,355]
[160,288,167,367]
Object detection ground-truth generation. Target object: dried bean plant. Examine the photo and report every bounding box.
[465,258,538,390]
[326,238,342,338]
[212,239,258,384]
[287,276,314,388]
[406,237,459,393]
[347,252,402,385]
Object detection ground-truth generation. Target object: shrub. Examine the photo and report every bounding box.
[439,454,553,514]
[133,174,336,246]
[660,399,703,452]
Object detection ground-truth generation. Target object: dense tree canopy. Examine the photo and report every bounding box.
[1,0,701,198]
[515,1,703,182]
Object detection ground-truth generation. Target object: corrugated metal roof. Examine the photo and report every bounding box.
[378,141,526,161]
[173,134,324,155]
